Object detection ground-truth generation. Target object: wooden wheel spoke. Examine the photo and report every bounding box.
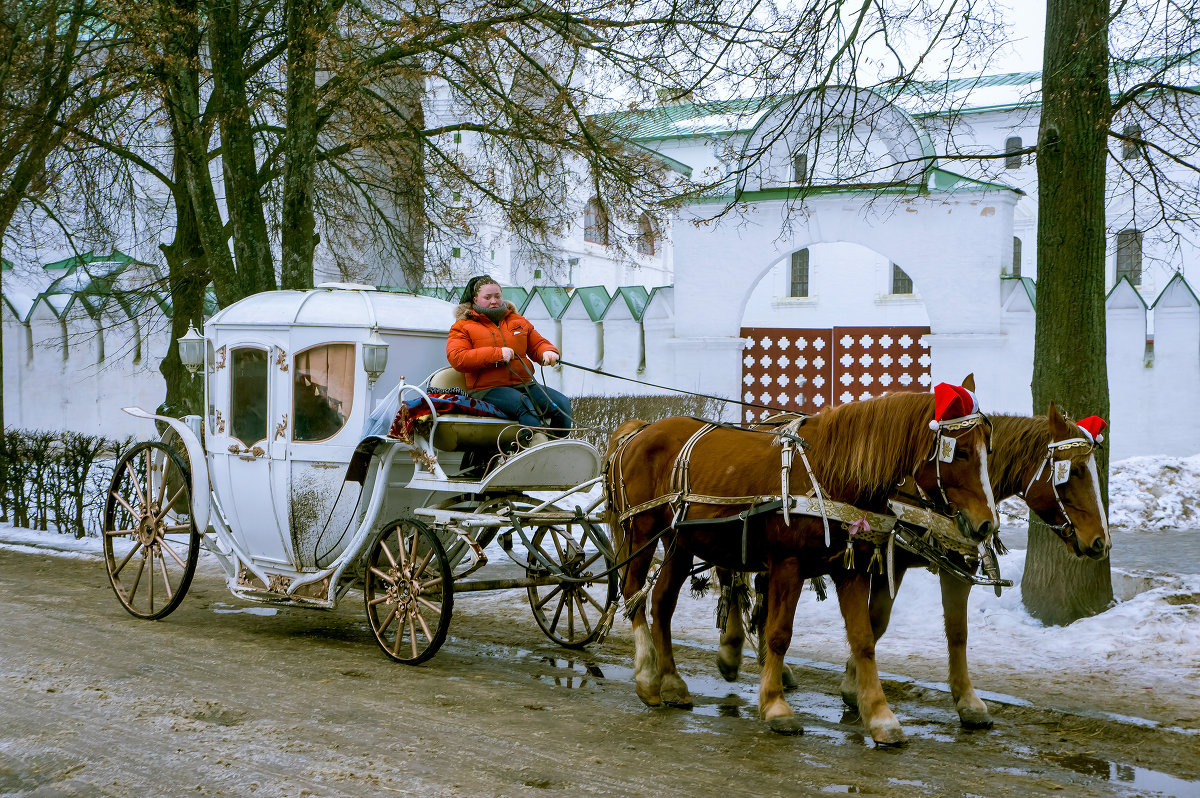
[407,616,419,659]
[572,591,594,634]
[579,587,607,614]
[165,483,187,515]
[408,529,421,569]
[413,607,434,642]
[412,547,435,578]
[155,457,170,511]
[534,582,565,611]
[368,565,398,585]
[161,540,188,569]
[147,546,156,610]
[112,490,141,520]
[105,527,138,538]
[156,551,176,599]
[123,461,147,507]
[377,604,399,635]
[415,594,443,614]
[163,524,194,534]
[548,589,568,632]
[112,540,145,577]
[142,450,157,512]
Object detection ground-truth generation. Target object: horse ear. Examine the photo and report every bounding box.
[1047,401,1071,438]
[961,373,976,392]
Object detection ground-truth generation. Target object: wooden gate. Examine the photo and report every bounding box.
[739,326,932,423]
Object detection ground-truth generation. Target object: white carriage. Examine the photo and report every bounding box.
[103,285,618,664]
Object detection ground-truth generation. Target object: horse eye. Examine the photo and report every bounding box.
[954,449,969,461]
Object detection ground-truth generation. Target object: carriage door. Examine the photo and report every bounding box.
[739,326,932,423]
[210,339,295,567]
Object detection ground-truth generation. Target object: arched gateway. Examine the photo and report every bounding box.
[667,87,1021,416]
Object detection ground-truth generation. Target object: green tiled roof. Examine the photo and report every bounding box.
[528,286,571,319]
[608,286,650,320]
[502,286,529,311]
[570,286,611,321]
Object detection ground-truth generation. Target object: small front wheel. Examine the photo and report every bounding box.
[364,518,453,664]
[526,514,618,648]
[102,441,200,620]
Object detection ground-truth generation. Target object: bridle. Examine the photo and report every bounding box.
[914,412,992,516]
[1021,435,1098,546]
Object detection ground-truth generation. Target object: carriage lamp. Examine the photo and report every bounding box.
[362,330,389,387]
[178,325,206,377]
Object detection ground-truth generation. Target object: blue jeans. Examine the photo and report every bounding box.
[479,383,573,435]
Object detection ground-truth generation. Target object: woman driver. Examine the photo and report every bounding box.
[446,275,573,439]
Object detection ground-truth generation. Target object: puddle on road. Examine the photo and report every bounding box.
[209,602,278,616]
[1043,752,1200,795]
[526,654,608,689]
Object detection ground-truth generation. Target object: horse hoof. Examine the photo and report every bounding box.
[958,708,994,729]
[663,695,694,709]
[767,716,804,736]
[717,659,740,683]
[870,725,908,747]
[781,668,799,692]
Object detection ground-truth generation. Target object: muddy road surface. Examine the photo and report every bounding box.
[1,547,1197,797]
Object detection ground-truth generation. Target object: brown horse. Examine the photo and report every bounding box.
[605,385,997,745]
[715,403,1110,730]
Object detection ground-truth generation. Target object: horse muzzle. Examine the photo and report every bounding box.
[956,510,994,543]
[1073,534,1111,561]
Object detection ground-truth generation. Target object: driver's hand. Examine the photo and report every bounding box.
[500,347,514,362]
[542,352,559,367]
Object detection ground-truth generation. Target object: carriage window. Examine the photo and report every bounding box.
[293,343,355,442]
[230,348,269,446]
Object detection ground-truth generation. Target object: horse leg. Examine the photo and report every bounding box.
[940,570,993,728]
[840,570,906,708]
[650,548,695,708]
[758,558,804,735]
[623,520,662,707]
[716,568,744,682]
[835,572,906,746]
[753,573,799,690]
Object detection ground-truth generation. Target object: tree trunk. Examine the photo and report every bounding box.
[1023,0,1114,624]
[279,0,325,291]
[158,147,207,420]
[209,0,276,296]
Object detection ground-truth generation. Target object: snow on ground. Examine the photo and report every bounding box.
[4,453,1199,726]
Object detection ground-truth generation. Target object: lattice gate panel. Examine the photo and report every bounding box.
[740,328,832,423]
[831,326,932,405]
[740,326,931,424]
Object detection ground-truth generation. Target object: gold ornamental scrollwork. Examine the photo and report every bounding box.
[275,414,289,440]
[215,409,226,433]
[275,347,289,371]
[215,346,227,370]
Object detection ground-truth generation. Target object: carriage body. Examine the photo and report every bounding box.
[105,285,616,661]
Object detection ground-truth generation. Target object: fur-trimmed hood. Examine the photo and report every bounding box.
[454,300,517,322]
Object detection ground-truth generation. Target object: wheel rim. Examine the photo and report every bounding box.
[102,442,199,620]
[365,519,452,664]
[525,508,618,648]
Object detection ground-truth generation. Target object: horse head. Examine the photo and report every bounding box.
[911,375,998,542]
[1023,403,1111,560]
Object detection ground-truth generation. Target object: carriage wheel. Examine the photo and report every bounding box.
[102,441,200,620]
[364,518,453,665]
[525,509,619,648]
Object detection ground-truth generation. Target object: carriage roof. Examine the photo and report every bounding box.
[206,284,454,337]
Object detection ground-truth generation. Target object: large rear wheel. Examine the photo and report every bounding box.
[102,441,200,620]
[364,518,453,664]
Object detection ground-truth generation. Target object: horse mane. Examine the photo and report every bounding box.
[987,415,1051,498]
[805,391,937,506]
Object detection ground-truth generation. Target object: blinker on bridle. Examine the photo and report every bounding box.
[917,411,991,514]
[1023,435,1098,544]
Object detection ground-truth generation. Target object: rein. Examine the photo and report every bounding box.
[558,359,792,414]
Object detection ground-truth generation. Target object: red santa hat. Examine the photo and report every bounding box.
[929,383,979,430]
[1075,416,1107,444]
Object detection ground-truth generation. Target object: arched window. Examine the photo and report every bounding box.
[584,197,609,245]
[1116,228,1142,284]
[1122,123,1144,160]
[635,213,657,256]
[1012,237,1022,277]
[891,263,913,294]
[1005,136,1023,169]
[230,347,269,446]
[790,249,809,297]
[293,344,355,442]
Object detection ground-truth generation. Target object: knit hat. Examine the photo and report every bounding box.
[460,275,497,304]
[1075,416,1107,444]
[929,383,979,430]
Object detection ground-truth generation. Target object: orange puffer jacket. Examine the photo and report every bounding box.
[446,301,559,390]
